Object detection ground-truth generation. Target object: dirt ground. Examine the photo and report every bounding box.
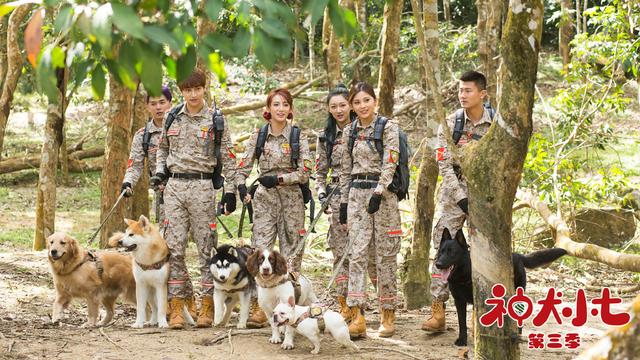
[0,248,636,360]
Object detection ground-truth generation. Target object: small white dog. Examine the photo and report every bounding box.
[273,296,359,354]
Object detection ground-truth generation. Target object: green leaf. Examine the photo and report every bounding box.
[164,57,176,78]
[50,46,65,68]
[327,0,356,44]
[207,52,226,85]
[111,2,144,39]
[71,59,92,88]
[37,46,59,102]
[203,33,234,57]
[91,64,106,99]
[259,20,289,40]
[140,47,163,96]
[204,0,224,21]
[302,0,328,28]
[176,46,196,83]
[92,3,112,50]
[0,0,42,18]
[233,27,250,58]
[54,4,73,34]
[143,25,181,52]
[253,29,276,69]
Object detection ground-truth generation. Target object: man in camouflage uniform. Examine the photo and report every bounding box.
[152,70,238,329]
[236,88,312,329]
[122,86,172,224]
[421,71,495,332]
[338,83,402,338]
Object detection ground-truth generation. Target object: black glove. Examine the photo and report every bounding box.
[121,182,132,197]
[318,191,327,204]
[150,173,167,188]
[258,175,278,189]
[238,184,248,201]
[222,192,236,214]
[339,203,348,225]
[367,193,383,214]
[457,198,469,214]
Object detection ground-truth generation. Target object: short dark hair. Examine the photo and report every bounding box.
[266,88,294,109]
[348,82,376,104]
[178,70,206,90]
[146,85,172,103]
[459,71,487,91]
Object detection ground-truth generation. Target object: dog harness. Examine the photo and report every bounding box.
[136,253,170,271]
[262,272,302,304]
[59,250,103,277]
[291,305,326,333]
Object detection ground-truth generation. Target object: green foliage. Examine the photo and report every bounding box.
[1,0,356,102]
[439,23,478,78]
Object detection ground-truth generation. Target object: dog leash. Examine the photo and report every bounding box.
[87,189,127,245]
[292,185,339,258]
[237,178,259,238]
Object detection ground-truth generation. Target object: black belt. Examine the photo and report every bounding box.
[352,174,380,181]
[170,173,213,180]
[350,181,378,189]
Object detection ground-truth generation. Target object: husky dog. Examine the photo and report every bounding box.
[109,215,194,328]
[208,244,255,328]
[273,296,359,354]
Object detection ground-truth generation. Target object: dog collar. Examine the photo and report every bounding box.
[136,253,170,271]
[57,250,99,276]
[292,305,325,332]
[219,284,249,293]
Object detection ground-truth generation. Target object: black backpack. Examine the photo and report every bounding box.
[254,124,312,204]
[452,103,495,145]
[347,116,411,201]
[164,103,225,189]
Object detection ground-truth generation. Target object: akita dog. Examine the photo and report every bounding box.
[109,215,194,328]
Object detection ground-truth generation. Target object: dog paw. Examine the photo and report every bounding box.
[310,348,320,355]
[454,338,467,347]
[158,320,169,329]
[131,322,145,329]
[269,335,282,344]
[237,322,247,329]
[281,341,294,350]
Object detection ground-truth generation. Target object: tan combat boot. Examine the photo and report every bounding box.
[196,296,214,328]
[348,306,367,339]
[246,298,268,328]
[421,301,445,332]
[185,296,198,322]
[168,298,186,330]
[378,308,396,337]
[336,296,352,321]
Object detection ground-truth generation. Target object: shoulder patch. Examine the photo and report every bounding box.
[136,127,145,134]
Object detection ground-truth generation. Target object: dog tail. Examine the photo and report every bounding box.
[520,248,567,269]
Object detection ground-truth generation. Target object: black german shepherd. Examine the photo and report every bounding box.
[435,228,567,346]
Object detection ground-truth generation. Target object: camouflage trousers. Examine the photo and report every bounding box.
[430,204,467,302]
[346,186,401,310]
[252,184,306,272]
[163,178,218,299]
[326,186,378,297]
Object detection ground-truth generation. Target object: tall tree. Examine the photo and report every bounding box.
[99,77,134,248]
[0,5,32,160]
[354,0,367,31]
[477,0,503,103]
[559,0,575,70]
[196,0,216,104]
[464,0,544,357]
[402,0,441,310]
[33,67,66,250]
[423,0,441,122]
[125,85,150,221]
[377,0,404,117]
[326,17,342,88]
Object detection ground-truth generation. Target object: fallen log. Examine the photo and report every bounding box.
[0,147,104,174]
[516,189,640,272]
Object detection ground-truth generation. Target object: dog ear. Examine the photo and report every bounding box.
[454,229,468,247]
[210,246,218,259]
[228,246,238,258]
[138,215,150,231]
[124,218,130,226]
[442,228,452,241]
[273,251,288,276]
[246,251,258,276]
[66,234,78,259]
[287,296,295,307]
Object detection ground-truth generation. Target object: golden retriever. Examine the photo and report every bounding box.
[47,232,136,327]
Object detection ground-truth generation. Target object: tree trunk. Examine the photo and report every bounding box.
[477,0,502,104]
[377,0,404,117]
[443,0,452,22]
[326,19,342,88]
[0,17,8,93]
[308,19,316,78]
[125,86,150,221]
[0,147,104,174]
[422,0,441,123]
[196,0,216,105]
[403,144,437,309]
[463,0,543,358]
[583,0,588,33]
[33,68,66,250]
[576,0,582,34]
[354,0,367,31]
[99,78,134,248]
[578,294,640,360]
[559,0,574,71]
[59,123,69,185]
[321,8,331,71]
[0,5,32,160]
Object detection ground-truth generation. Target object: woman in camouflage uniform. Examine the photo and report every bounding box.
[236,88,312,328]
